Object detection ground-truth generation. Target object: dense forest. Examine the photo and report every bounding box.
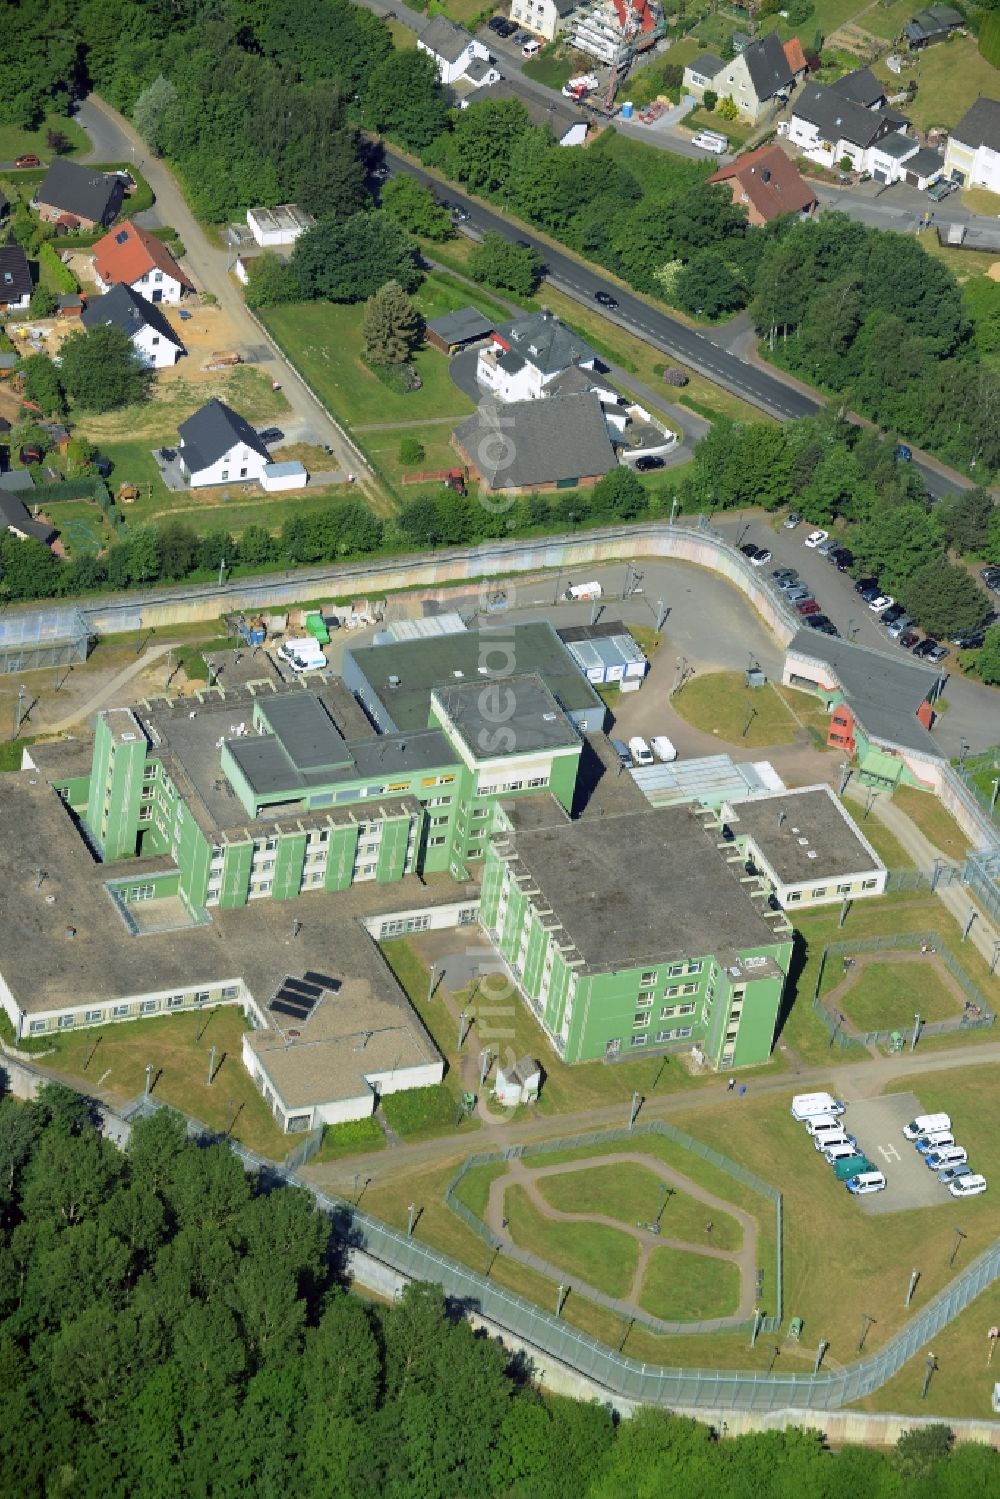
[0,1082,997,1498]
[7,0,1000,477]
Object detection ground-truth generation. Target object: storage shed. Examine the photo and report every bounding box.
[494,1056,542,1107]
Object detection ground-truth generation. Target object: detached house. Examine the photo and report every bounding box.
[569,0,664,67]
[454,393,617,492]
[476,311,598,402]
[92,220,194,305]
[904,3,964,48]
[176,399,271,488]
[945,97,1000,192]
[35,159,125,231]
[417,16,501,86]
[0,245,33,312]
[81,283,186,369]
[462,78,589,146]
[708,145,817,224]
[788,76,912,175]
[683,33,796,124]
[510,0,577,43]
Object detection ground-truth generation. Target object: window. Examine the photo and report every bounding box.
[636,993,653,1009]
[221,470,229,481]
[29,1020,47,1034]
[788,890,801,902]
[430,815,450,827]
[221,986,239,1000]
[112,1004,130,1018]
[58,1014,75,1030]
[151,336,160,346]
[640,971,657,986]
[633,1013,650,1028]
[167,995,184,1009]
[471,805,489,819]
[195,991,210,1005]
[837,883,852,894]
[140,1000,158,1015]
[656,1025,693,1042]
[811,887,827,899]
[527,776,547,788]
[85,1010,103,1024]
[240,468,248,479]
[660,1002,696,1019]
[862,878,878,890]
[428,835,447,847]
[630,1034,647,1047]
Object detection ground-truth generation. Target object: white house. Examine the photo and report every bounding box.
[417,15,500,86]
[476,310,598,402]
[176,399,271,488]
[945,97,1000,192]
[80,283,185,370]
[246,204,316,248]
[683,33,795,124]
[91,219,194,305]
[788,81,911,173]
[510,0,577,43]
[570,0,664,66]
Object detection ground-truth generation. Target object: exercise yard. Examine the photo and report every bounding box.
[670,670,801,748]
[829,951,970,1035]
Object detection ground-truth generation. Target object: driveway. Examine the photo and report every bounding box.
[74,97,367,483]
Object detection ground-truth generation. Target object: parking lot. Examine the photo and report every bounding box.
[843,1093,949,1216]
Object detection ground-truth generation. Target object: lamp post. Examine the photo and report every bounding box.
[628,1091,641,1131]
[949,1227,966,1267]
[911,1013,922,1052]
[905,1268,920,1308]
[218,556,227,587]
[669,494,678,525]
[13,683,26,740]
[962,910,977,943]
[991,777,999,812]
[750,1306,763,1349]
[921,1352,937,1399]
[813,1339,829,1374]
[144,1062,153,1100]
[858,1313,876,1352]
[427,962,439,1003]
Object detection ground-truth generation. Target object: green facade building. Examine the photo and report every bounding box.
[74,674,583,915]
[481,800,793,1069]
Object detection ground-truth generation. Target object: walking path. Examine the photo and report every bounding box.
[482,1151,756,1331]
[43,642,177,734]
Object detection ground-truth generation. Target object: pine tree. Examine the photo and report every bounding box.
[361,280,423,366]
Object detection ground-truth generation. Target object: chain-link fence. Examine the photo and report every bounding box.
[283,1125,324,1173]
[445,1123,783,1336]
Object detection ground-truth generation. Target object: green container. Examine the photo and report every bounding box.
[305,612,330,644]
[834,1154,872,1181]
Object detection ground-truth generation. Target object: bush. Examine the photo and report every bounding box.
[37,242,77,295]
[703,89,718,112]
[380,1084,459,1137]
[716,96,740,122]
[663,367,690,386]
[399,437,425,465]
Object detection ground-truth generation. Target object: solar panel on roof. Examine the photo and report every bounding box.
[282,977,322,998]
[303,971,341,991]
[269,999,309,1021]
[275,987,317,1013]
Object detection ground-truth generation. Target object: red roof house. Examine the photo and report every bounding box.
[92,220,194,305]
[708,144,818,226]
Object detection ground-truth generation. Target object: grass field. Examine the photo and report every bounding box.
[536,1161,743,1251]
[671,671,801,747]
[504,1183,639,1298]
[837,958,963,1033]
[30,1005,289,1158]
[521,51,577,91]
[0,114,90,162]
[892,785,972,859]
[874,38,1000,131]
[848,813,917,871]
[381,1083,472,1140]
[859,0,915,39]
[686,108,755,147]
[638,1245,741,1322]
[312,1116,386,1164]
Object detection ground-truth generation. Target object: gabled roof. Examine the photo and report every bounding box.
[905,146,947,177]
[952,96,1000,154]
[81,282,185,350]
[0,490,57,545]
[419,14,474,63]
[177,399,270,472]
[793,82,903,148]
[709,144,817,221]
[787,631,941,756]
[829,66,885,108]
[688,51,725,79]
[426,306,494,344]
[92,219,194,293]
[37,159,123,222]
[0,245,32,302]
[742,32,794,100]
[783,37,808,75]
[495,310,598,377]
[455,393,616,488]
[905,2,963,40]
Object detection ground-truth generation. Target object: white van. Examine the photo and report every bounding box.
[902,1112,950,1141]
[807,1117,846,1140]
[651,735,677,763]
[522,38,541,56]
[791,1092,845,1122]
[564,580,602,601]
[814,1130,853,1152]
[823,1140,861,1163]
[278,638,327,673]
[628,736,654,767]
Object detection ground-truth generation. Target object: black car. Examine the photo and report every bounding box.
[952,632,985,650]
[899,628,920,650]
[881,603,905,626]
[635,455,665,472]
[857,584,881,604]
[740,542,759,560]
[829,546,852,569]
[854,576,878,595]
[805,614,838,634]
[258,427,284,444]
[982,565,1000,596]
[487,14,507,29]
[594,290,619,309]
[913,639,950,663]
[497,18,517,35]
[452,205,469,222]
[772,567,797,582]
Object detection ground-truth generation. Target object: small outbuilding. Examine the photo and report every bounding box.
[425,306,494,355]
[494,1056,542,1107]
[262,460,308,492]
[246,205,315,248]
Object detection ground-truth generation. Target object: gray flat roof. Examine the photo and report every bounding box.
[0,766,477,1016]
[426,306,493,344]
[258,693,352,772]
[432,674,580,759]
[496,804,783,972]
[724,785,884,884]
[348,728,456,779]
[787,631,941,756]
[348,621,603,728]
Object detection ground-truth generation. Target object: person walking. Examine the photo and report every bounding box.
[727,1077,736,1092]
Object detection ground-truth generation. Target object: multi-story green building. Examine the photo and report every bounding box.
[74,673,583,915]
[481,799,793,1069]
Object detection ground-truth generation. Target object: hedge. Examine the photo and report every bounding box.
[979,12,1000,66]
[37,241,78,294]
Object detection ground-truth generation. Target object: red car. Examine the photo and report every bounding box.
[14,154,41,168]
[795,598,821,616]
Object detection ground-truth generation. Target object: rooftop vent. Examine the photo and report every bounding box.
[64,927,76,939]
[807,849,819,859]
[452,669,464,679]
[542,712,557,721]
[388,675,401,688]
[797,836,809,846]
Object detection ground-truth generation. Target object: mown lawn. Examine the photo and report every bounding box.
[638,1245,742,1322]
[0,114,89,162]
[837,958,964,1033]
[670,670,801,747]
[874,38,1000,131]
[892,785,972,859]
[537,1161,743,1251]
[504,1183,639,1297]
[312,1116,386,1164]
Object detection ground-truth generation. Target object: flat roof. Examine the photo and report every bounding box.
[348,621,603,728]
[425,306,493,343]
[493,804,783,972]
[0,767,476,1016]
[432,673,581,760]
[723,785,884,884]
[631,754,784,809]
[787,632,941,756]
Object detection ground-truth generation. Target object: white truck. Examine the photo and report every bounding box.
[791,1092,845,1122]
[564,580,602,601]
[277,638,327,673]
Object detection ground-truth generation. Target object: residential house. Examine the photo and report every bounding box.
[0,485,58,546]
[569,0,664,67]
[476,310,598,402]
[828,66,886,110]
[683,33,796,124]
[510,0,577,43]
[453,392,617,491]
[35,159,125,231]
[417,16,499,86]
[0,246,33,312]
[92,219,194,305]
[782,36,809,84]
[462,77,589,145]
[788,82,909,173]
[945,97,1000,191]
[81,283,185,369]
[708,144,818,224]
[246,204,316,248]
[904,2,964,48]
[176,399,271,488]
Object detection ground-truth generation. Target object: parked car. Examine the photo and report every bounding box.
[981,565,1000,596]
[903,1112,951,1140]
[816,537,837,558]
[634,455,665,472]
[832,548,854,572]
[691,131,727,154]
[628,736,654,768]
[804,529,829,549]
[488,15,508,30]
[594,290,618,309]
[783,511,801,529]
[795,599,821,616]
[14,154,41,168]
[610,737,633,770]
[927,179,955,202]
[650,735,677,763]
[925,1146,968,1171]
[772,567,797,583]
[857,584,882,604]
[751,547,771,567]
[805,614,837,634]
[513,29,531,42]
[895,442,913,461]
[522,38,542,56]
[886,614,914,639]
[740,543,760,561]
[937,1163,972,1185]
[899,629,921,650]
[814,1130,856,1151]
[497,17,518,35]
[881,603,905,626]
[786,585,812,602]
[915,1131,955,1154]
[952,631,986,649]
[868,594,895,613]
[913,639,949,663]
[855,576,878,595]
[258,427,284,444]
[949,1173,987,1197]
[452,205,470,222]
[846,1171,886,1195]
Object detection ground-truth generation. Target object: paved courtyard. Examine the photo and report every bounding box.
[845,1092,948,1216]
